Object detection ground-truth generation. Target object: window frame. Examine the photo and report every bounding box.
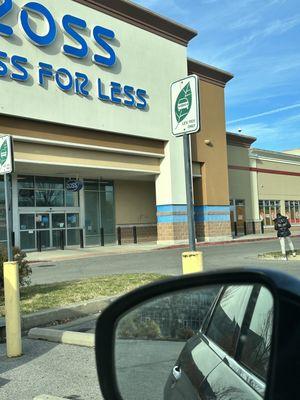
[259,200,280,226]
[235,285,273,382]
[203,285,253,358]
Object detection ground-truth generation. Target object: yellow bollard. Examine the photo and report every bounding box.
[182,251,203,275]
[4,261,22,357]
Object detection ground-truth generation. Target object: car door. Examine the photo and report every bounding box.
[198,285,273,399]
[164,285,253,400]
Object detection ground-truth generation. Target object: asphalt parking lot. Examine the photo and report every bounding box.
[31,237,300,285]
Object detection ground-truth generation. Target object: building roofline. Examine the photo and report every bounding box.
[226,132,256,148]
[250,147,300,161]
[188,58,234,87]
[73,0,198,46]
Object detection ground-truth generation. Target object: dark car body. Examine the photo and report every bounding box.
[164,284,273,399]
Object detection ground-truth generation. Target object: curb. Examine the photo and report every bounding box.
[0,295,117,334]
[28,246,159,264]
[159,234,300,251]
[28,327,95,347]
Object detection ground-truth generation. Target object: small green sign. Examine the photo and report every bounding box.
[175,82,192,123]
[0,139,8,166]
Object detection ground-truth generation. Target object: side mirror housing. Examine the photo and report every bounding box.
[95,268,300,400]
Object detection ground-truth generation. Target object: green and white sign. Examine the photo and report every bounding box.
[0,136,14,175]
[171,75,200,137]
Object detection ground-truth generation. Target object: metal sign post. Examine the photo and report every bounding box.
[0,135,14,260]
[171,75,200,252]
[4,174,13,261]
[183,134,196,251]
[0,135,21,357]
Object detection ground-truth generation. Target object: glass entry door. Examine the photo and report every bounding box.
[84,180,115,246]
[19,211,80,250]
[85,191,101,246]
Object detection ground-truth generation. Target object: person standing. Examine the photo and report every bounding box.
[274,213,297,261]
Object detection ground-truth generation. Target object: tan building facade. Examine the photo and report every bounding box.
[228,133,300,234]
[0,0,234,251]
[2,1,298,252]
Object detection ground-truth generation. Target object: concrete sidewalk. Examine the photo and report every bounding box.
[0,338,103,400]
[26,231,300,263]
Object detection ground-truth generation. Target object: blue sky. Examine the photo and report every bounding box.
[134,0,300,151]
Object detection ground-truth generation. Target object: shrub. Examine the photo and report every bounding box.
[117,315,161,339]
[0,246,32,289]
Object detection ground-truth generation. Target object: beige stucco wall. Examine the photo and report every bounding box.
[14,142,160,173]
[228,145,300,220]
[2,0,189,207]
[227,144,251,167]
[227,145,257,220]
[257,173,300,201]
[115,180,156,225]
[1,0,187,141]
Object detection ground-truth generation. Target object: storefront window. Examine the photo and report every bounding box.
[18,175,79,207]
[84,180,99,191]
[36,190,64,207]
[285,201,300,223]
[259,200,280,226]
[36,176,64,189]
[36,214,50,230]
[20,214,35,230]
[17,175,34,189]
[52,214,65,229]
[67,213,79,228]
[66,191,79,207]
[19,189,35,206]
[84,179,115,245]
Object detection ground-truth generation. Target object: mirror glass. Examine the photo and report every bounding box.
[115,284,274,400]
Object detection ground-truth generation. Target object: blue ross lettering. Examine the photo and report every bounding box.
[19,2,57,46]
[92,26,116,67]
[97,78,110,101]
[62,15,88,59]
[136,89,147,110]
[55,67,73,91]
[110,81,121,104]
[0,51,8,77]
[38,62,53,86]
[75,72,89,96]
[0,0,13,37]
[123,85,135,107]
[10,55,29,81]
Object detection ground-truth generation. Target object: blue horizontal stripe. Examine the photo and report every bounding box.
[157,204,187,213]
[157,215,188,223]
[194,205,231,222]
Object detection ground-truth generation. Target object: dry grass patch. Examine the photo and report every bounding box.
[0,273,166,316]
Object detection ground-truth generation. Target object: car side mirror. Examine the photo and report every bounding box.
[95,269,300,400]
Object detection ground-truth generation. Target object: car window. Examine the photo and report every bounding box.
[238,286,273,381]
[206,286,252,356]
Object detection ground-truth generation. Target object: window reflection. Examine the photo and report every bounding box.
[238,286,273,381]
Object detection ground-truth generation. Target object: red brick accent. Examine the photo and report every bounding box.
[157,222,188,242]
[196,221,232,240]
[117,225,157,244]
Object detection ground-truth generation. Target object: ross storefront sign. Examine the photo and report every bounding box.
[66,180,83,192]
[0,135,14,175]
[0,0,148,110]
[171,75,200,137]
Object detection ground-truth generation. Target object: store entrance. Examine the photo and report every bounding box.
[84,180,115,246]
[19,211,81,251]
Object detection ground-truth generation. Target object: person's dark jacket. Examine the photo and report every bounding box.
[274,215,291,237]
